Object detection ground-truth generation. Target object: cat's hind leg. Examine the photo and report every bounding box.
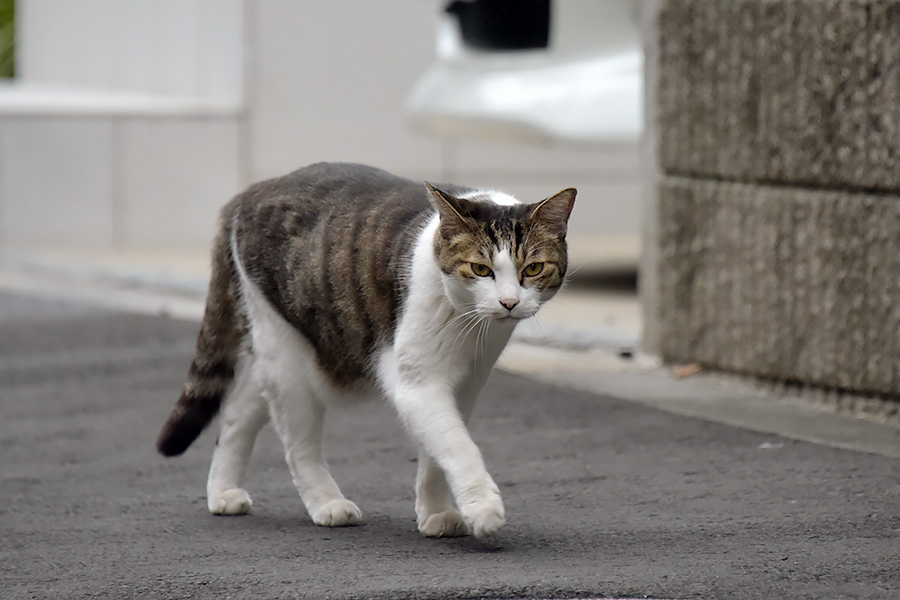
[235,256,361,527]
[266,384,362,527]
[206,355,269,515]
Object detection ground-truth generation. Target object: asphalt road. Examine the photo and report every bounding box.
[1,291,899,600]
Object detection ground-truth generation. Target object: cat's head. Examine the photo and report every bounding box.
[427,183,576,322]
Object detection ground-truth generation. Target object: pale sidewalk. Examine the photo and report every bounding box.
[1,246,898,460]
[0,247,645,348]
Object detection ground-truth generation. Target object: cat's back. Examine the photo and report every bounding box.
[227,163,436,387]
[230,163,425,223]
[229,163,433,276]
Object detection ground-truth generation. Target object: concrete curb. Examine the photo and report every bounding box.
[499,344,900,459]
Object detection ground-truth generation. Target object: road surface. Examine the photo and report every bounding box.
[1,291,898,599]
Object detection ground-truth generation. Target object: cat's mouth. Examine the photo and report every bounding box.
[493,313,524,323]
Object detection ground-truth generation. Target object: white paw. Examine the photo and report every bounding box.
[461,492,506,539]
[311,498,363,527]
[208,488,253,515]
[418,509,468,538]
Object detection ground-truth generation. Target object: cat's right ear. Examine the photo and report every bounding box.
[425,182,473,229]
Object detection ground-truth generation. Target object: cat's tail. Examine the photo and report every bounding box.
[156,215,243,457]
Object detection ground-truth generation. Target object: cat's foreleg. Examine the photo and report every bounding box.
[395,380,504,539]
[414,378,485,537]
[266,390,362,527]
[206,364,269,515]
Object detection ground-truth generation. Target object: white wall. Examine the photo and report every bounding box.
[245,1,442,182]
[17,0,242,100]
[1,116,115,249]
[0,0,244,252]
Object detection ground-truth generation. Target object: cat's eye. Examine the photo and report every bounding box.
[470,263,493,277]
[523,262,545,277]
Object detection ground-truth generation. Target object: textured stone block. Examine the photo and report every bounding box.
[867,0,900,187]
[784,0,869,186]
[753,0,798,183]
[658,177,900,396]
[657,0,724,176]
[714,0,760,180]
[658,0,900,192]
[657,0,759,179]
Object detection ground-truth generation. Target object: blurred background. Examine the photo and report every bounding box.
[0,0,643,271]
[0,0,649,369]
[4,0,899,409]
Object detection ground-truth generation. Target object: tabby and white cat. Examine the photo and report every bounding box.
[157,163,575,539]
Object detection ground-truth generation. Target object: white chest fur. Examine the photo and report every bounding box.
[377,216,517,399]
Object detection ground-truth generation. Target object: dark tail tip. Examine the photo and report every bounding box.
[156,393,222,457]
[156,420,203,457]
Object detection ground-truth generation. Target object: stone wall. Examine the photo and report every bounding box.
[656,0,900,396]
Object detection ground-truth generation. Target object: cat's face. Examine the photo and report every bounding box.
[428,185,576,322]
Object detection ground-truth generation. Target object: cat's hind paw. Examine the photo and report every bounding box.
[418,509,468,538]
[208,488,253,515]
[311,499,363,527]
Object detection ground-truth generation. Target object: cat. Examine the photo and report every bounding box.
[156,162,576,539]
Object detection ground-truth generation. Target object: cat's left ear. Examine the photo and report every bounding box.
[529,188,577,230]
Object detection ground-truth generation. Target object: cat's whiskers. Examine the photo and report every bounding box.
[562,264,583,280]
[526,314,545,337]
[532,303,572,333]
[452,313,487,359]
[438,306,479,337]
[442,308,484,357]
[475,318,491,370]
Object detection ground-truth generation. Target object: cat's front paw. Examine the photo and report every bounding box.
[418,509,468,538]
[311,499,363,527]
[461,492,506,539]
[208,488,253,515]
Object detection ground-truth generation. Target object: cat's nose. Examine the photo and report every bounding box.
[499,298,519,311]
